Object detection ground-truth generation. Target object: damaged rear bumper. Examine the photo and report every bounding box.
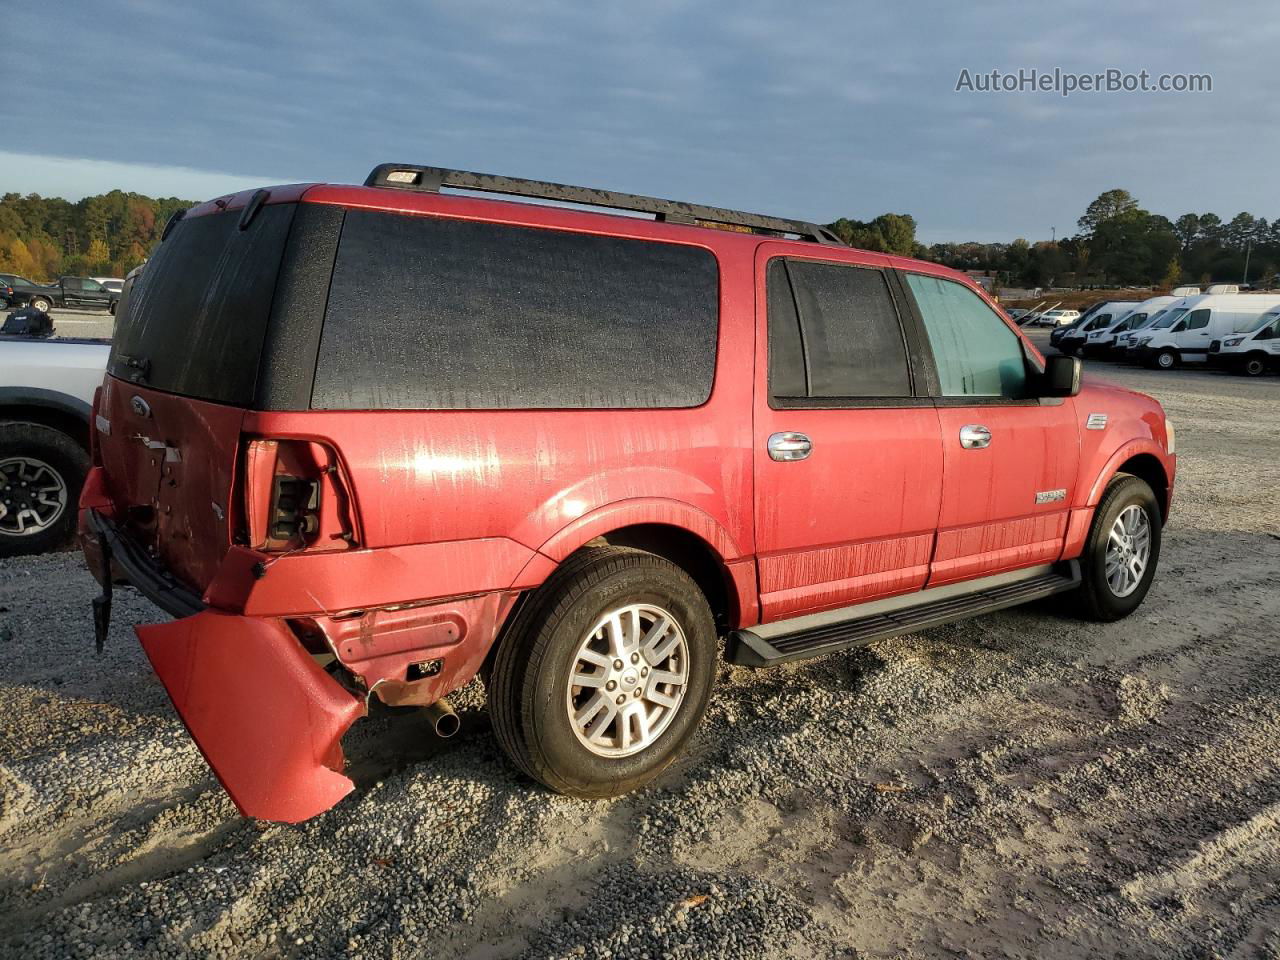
[138,611,365,823]
[80,498,526,821]
[81,504,365,822]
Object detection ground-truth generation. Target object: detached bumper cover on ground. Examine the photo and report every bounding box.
[81,499,367,823]
[137,611,365,823]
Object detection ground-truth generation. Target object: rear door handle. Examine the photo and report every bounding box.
[768,432,812,461]
[959,425,992,449]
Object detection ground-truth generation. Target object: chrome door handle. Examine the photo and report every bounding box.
[959,425,992,449]
[768,432,812,461]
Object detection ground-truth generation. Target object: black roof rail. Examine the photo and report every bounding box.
[363,163,844,246]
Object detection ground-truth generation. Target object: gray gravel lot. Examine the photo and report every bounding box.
[2,349,1279,959]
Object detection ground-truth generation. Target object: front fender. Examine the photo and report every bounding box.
[1084,438,1175,508]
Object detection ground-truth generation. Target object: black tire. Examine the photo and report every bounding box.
[29,296,52,313]
[109,301,117,316]
[0,422,89,558]
[1151,349,1178,370]
[487,546,717,798]
[1242,353,1268,377]
[1071,474,1161,622]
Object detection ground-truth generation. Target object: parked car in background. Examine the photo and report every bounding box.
[44,277,122,313]
[1208,308,1280,375]
[1130,293,1280,368]
[0,273,55,311]
[92,277,125,294]
[1036,308,1081,327]
[0,328,110,555]
[1056,302,1136,355]
[1083,296,1179,359]
[81,165,1176,824]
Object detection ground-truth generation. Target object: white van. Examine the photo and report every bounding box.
[1131,293,1280,369]
[1208,308,1280,376]
[1083,296,1179,359]
[1116,299,1191,358]
[1055,301,1140,355]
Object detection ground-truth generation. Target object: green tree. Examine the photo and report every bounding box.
[1078,189,1140,236]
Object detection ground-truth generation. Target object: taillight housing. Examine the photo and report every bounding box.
[242,438,356,552]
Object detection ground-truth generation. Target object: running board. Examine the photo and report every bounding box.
[727,562,1080,667]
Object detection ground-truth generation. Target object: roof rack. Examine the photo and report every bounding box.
[363,163,843,246]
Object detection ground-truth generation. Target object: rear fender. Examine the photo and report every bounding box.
[137,611,365,823]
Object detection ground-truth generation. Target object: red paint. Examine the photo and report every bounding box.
[751,244,944,620]
[929,402,1080,585]
[84,176,1177,822]
[137,611,364,822]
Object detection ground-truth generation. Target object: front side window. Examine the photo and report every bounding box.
[1182,309,1211,331]
[767,259,912,401]
[905,273,1027,398]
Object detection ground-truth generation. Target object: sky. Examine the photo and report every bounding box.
[3,0,1277,244]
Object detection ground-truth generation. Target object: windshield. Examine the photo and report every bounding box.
[1151,307,1188,330]
[1112,312,1143,332]
[1243,311,1280,333]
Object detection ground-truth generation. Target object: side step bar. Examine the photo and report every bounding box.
[727,562,1081,667]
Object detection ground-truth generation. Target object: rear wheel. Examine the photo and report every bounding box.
[1242,353,1268,377]
[29,296,52,313]
[1071,474,1161,622]
[488,546,716,797]
[0,422,88,557]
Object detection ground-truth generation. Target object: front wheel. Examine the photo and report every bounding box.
[1152,349,1178,370]
[1071,474,1162,622]
[487,546,717,797]
[1242,353,1268,377]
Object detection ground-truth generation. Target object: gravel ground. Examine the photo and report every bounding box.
[2,354,1279,959]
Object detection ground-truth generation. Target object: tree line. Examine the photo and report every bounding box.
[1,186,1274,290]
[830,189,1280,290]
[0,190,194,280]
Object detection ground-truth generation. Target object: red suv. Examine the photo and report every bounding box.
[80,164,1175,822]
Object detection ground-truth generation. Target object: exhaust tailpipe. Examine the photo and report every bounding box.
[425,699,460,738]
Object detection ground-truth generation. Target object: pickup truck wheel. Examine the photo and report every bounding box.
[0,422,89,557]
[1073,474,1161,622]
[29,296,52,313]
[1242,353,1268,377]
[109,301,117,316]
[487,546,716,798]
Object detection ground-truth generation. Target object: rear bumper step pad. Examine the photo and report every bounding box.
[728,562,1080,667]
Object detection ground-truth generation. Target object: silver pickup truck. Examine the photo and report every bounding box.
[0,334,109,556]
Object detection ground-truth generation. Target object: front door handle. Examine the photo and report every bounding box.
[959,424,992,449]
[768,432,812,461]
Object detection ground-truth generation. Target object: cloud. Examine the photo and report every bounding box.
[3,0,1275,242]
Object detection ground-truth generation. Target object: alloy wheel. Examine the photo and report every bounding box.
[1104,504,1151,598]
[565,603,689,758]
[0,456,68,536]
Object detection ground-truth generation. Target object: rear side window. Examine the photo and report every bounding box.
[905,273,1027,398]
[767,258,912,400]
[311,211,719,410]
[109,204,296,405]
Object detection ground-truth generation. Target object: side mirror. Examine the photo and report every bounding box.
[1043,354,1081,397]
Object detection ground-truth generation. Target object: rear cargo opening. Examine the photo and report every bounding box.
[99,200,298,593]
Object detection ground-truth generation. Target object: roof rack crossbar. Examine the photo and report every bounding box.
[363,163,843,245]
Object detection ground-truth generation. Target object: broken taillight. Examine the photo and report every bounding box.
[242,438,356,552]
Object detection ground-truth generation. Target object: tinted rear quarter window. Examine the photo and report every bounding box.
[312,211,720,410]
[109,204,295,405]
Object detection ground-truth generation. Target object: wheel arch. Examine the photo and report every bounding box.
[0,395,91,451]
[1089,449,1170,523]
